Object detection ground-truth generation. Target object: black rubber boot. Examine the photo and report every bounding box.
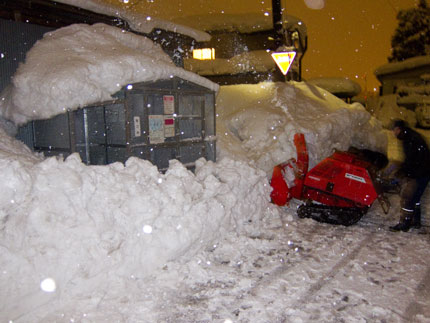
[390,210,413,232]
[411,204,422,229]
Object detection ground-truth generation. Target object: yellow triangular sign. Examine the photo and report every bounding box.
[271,51,296,75]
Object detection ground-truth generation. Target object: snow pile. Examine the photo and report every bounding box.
[216,82,387,173]
[0,133,277,320]
[53,0,211,41]
[0,23,218,125]
[185,50,276,76]
[0,16,392,321]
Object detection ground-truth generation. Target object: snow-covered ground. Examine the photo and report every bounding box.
[1,22,430,322]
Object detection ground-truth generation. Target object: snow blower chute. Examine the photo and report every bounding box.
[270,133,390,226]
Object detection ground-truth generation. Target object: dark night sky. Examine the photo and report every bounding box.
[107,0,418,93]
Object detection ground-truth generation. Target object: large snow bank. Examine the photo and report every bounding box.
[0,23,218,125]
[0,123,277,320]
[216,82,387,174]
[53,0,211,42]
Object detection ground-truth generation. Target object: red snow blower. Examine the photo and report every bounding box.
[270,133,391,226]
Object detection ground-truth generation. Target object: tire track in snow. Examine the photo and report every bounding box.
[404,233,430,321]
[289,230,374,312]
[404,267,430,321]
[245,220,361,303]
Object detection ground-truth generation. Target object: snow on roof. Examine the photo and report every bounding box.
[0,23,218,125]
[397,94,430,105]
[374,55,430,77]
[306,77,362,97]
[184,50,276,76]
[53,0,211,42]
[173,13,307,36]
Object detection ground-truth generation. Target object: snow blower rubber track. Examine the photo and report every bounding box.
[297,204,366,226]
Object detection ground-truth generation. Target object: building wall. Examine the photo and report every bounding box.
[0,19,53,93]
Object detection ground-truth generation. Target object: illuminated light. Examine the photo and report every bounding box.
[157,178,163,184]
[271,51,296,75]
[146,16,151,21]
[0,53,4,58]
[40,278,56,292]
[193,48,215,60]
[264,12,270,16]
[143,225,153,234]
[126,84,133,90]
[123,0,129,3]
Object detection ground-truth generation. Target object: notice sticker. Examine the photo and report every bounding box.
[163,95,175,114]
[133,116,141,137]
[149,115,164,144]
[164,116,175,137]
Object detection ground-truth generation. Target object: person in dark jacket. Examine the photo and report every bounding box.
[390,119,430,232]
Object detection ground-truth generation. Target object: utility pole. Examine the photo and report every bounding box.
[272,0,283,49]
[272,0,286,81]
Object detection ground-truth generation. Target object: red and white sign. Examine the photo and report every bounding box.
[163,95,175,114]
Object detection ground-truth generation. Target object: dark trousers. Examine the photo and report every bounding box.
[401,176,430,211]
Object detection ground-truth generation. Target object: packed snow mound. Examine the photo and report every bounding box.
[0,23,218,125]
[0,134,277,319]
[216,82,387,174]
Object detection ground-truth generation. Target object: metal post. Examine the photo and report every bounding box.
[272,0,283,49]
[272,0,286,82]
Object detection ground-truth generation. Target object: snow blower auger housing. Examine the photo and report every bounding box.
[270,133,390,226]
